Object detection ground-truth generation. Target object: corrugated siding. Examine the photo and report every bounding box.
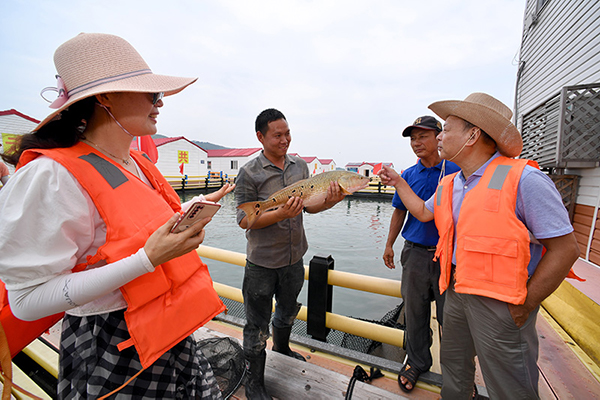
[0,114,38,137]
[517,0,600,266]
[209,155,254,177]
[520,94,560,167]
[517,0,600,115]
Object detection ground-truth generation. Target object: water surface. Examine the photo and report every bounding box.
[183,192,403,322]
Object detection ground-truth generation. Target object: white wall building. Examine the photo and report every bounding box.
[320,159,336,173]
[206,148,262,178]
[133,136,209,177]
[299,156,322,176]
[345,162,394,178]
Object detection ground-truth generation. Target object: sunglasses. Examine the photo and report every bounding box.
[151,92,164,105]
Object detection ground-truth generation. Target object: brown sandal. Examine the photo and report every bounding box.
[398,363,421,393]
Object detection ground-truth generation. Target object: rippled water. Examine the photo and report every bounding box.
[181,192,404,321]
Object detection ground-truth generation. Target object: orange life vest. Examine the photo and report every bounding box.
[7,142,225,368]
[433,156,537,305]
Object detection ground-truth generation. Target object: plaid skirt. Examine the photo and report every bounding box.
[57,310,222,399]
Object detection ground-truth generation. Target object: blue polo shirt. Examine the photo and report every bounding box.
[392,159,460,246]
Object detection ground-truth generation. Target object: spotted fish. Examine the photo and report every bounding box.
[237,170,370,228]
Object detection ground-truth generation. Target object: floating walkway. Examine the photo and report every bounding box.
[3,249,600,399]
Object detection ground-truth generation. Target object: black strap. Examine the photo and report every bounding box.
[344,365,384,399]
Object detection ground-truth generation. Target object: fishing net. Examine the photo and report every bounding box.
[197,337,246,399]
[215,296,406,362]
[338,302,406,354]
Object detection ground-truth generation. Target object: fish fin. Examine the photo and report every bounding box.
[237,201,262,229]
[338,182,352,195]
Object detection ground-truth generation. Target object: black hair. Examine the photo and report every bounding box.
[255,108,286,135]
[1,96,97,166]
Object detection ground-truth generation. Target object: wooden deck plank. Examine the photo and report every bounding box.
[196,322,428,399]
[537,308,600,399]
[35,292,600,400]
[264,351,408,399]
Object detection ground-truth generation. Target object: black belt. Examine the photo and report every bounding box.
[404,240,437,251]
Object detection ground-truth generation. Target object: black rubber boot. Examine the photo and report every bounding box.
[272,326,306,361]
[244,351,271,399]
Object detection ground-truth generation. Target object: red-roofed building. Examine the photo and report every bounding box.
[345,162,394,177]
[131,136,209,177]
[206,148,262,176]
[297,156,321,175]
[0,109,41,173]
[320,159,336,172]
[288,154,338,175]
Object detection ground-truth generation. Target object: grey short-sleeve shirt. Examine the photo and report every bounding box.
[235,151,309,268]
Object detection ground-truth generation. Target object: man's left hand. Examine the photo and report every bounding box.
[324,181,346,208]
[507,303,532,328]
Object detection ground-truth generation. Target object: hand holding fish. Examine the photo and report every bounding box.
[278,196,304,219]
[306,181,346,213]
[325,181,346,206]
[238,171,369,229]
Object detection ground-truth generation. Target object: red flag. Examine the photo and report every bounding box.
[138,136,158,163]
[373,162,383,175]
[179,163,184,175]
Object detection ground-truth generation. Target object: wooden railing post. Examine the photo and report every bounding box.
[307,255,334,342]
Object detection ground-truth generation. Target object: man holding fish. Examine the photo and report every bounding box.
[235,108,368,399]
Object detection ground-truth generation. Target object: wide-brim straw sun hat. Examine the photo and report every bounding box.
[428,92,523,157]
[35,32,197,131]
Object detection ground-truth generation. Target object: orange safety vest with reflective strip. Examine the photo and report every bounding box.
[5,142,225,368]
[433,156,538,305]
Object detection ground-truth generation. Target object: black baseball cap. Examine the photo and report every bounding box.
[401,115,443,137]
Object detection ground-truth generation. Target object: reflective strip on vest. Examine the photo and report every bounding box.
[79,153,128,189]
[488,164,512,190]
[436,184,443,206]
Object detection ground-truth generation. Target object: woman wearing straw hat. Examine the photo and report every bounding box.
[0,33,232,399]
[379,93,579,399]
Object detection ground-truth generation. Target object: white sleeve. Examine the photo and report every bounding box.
[8,248,154,321]
[0,156,96,290]
[0,156,155,320]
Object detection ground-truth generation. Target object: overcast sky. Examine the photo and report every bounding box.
[1,0,526,171]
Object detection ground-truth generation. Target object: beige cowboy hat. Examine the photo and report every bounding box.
[428,92,523,157]
[36,32,197,131]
